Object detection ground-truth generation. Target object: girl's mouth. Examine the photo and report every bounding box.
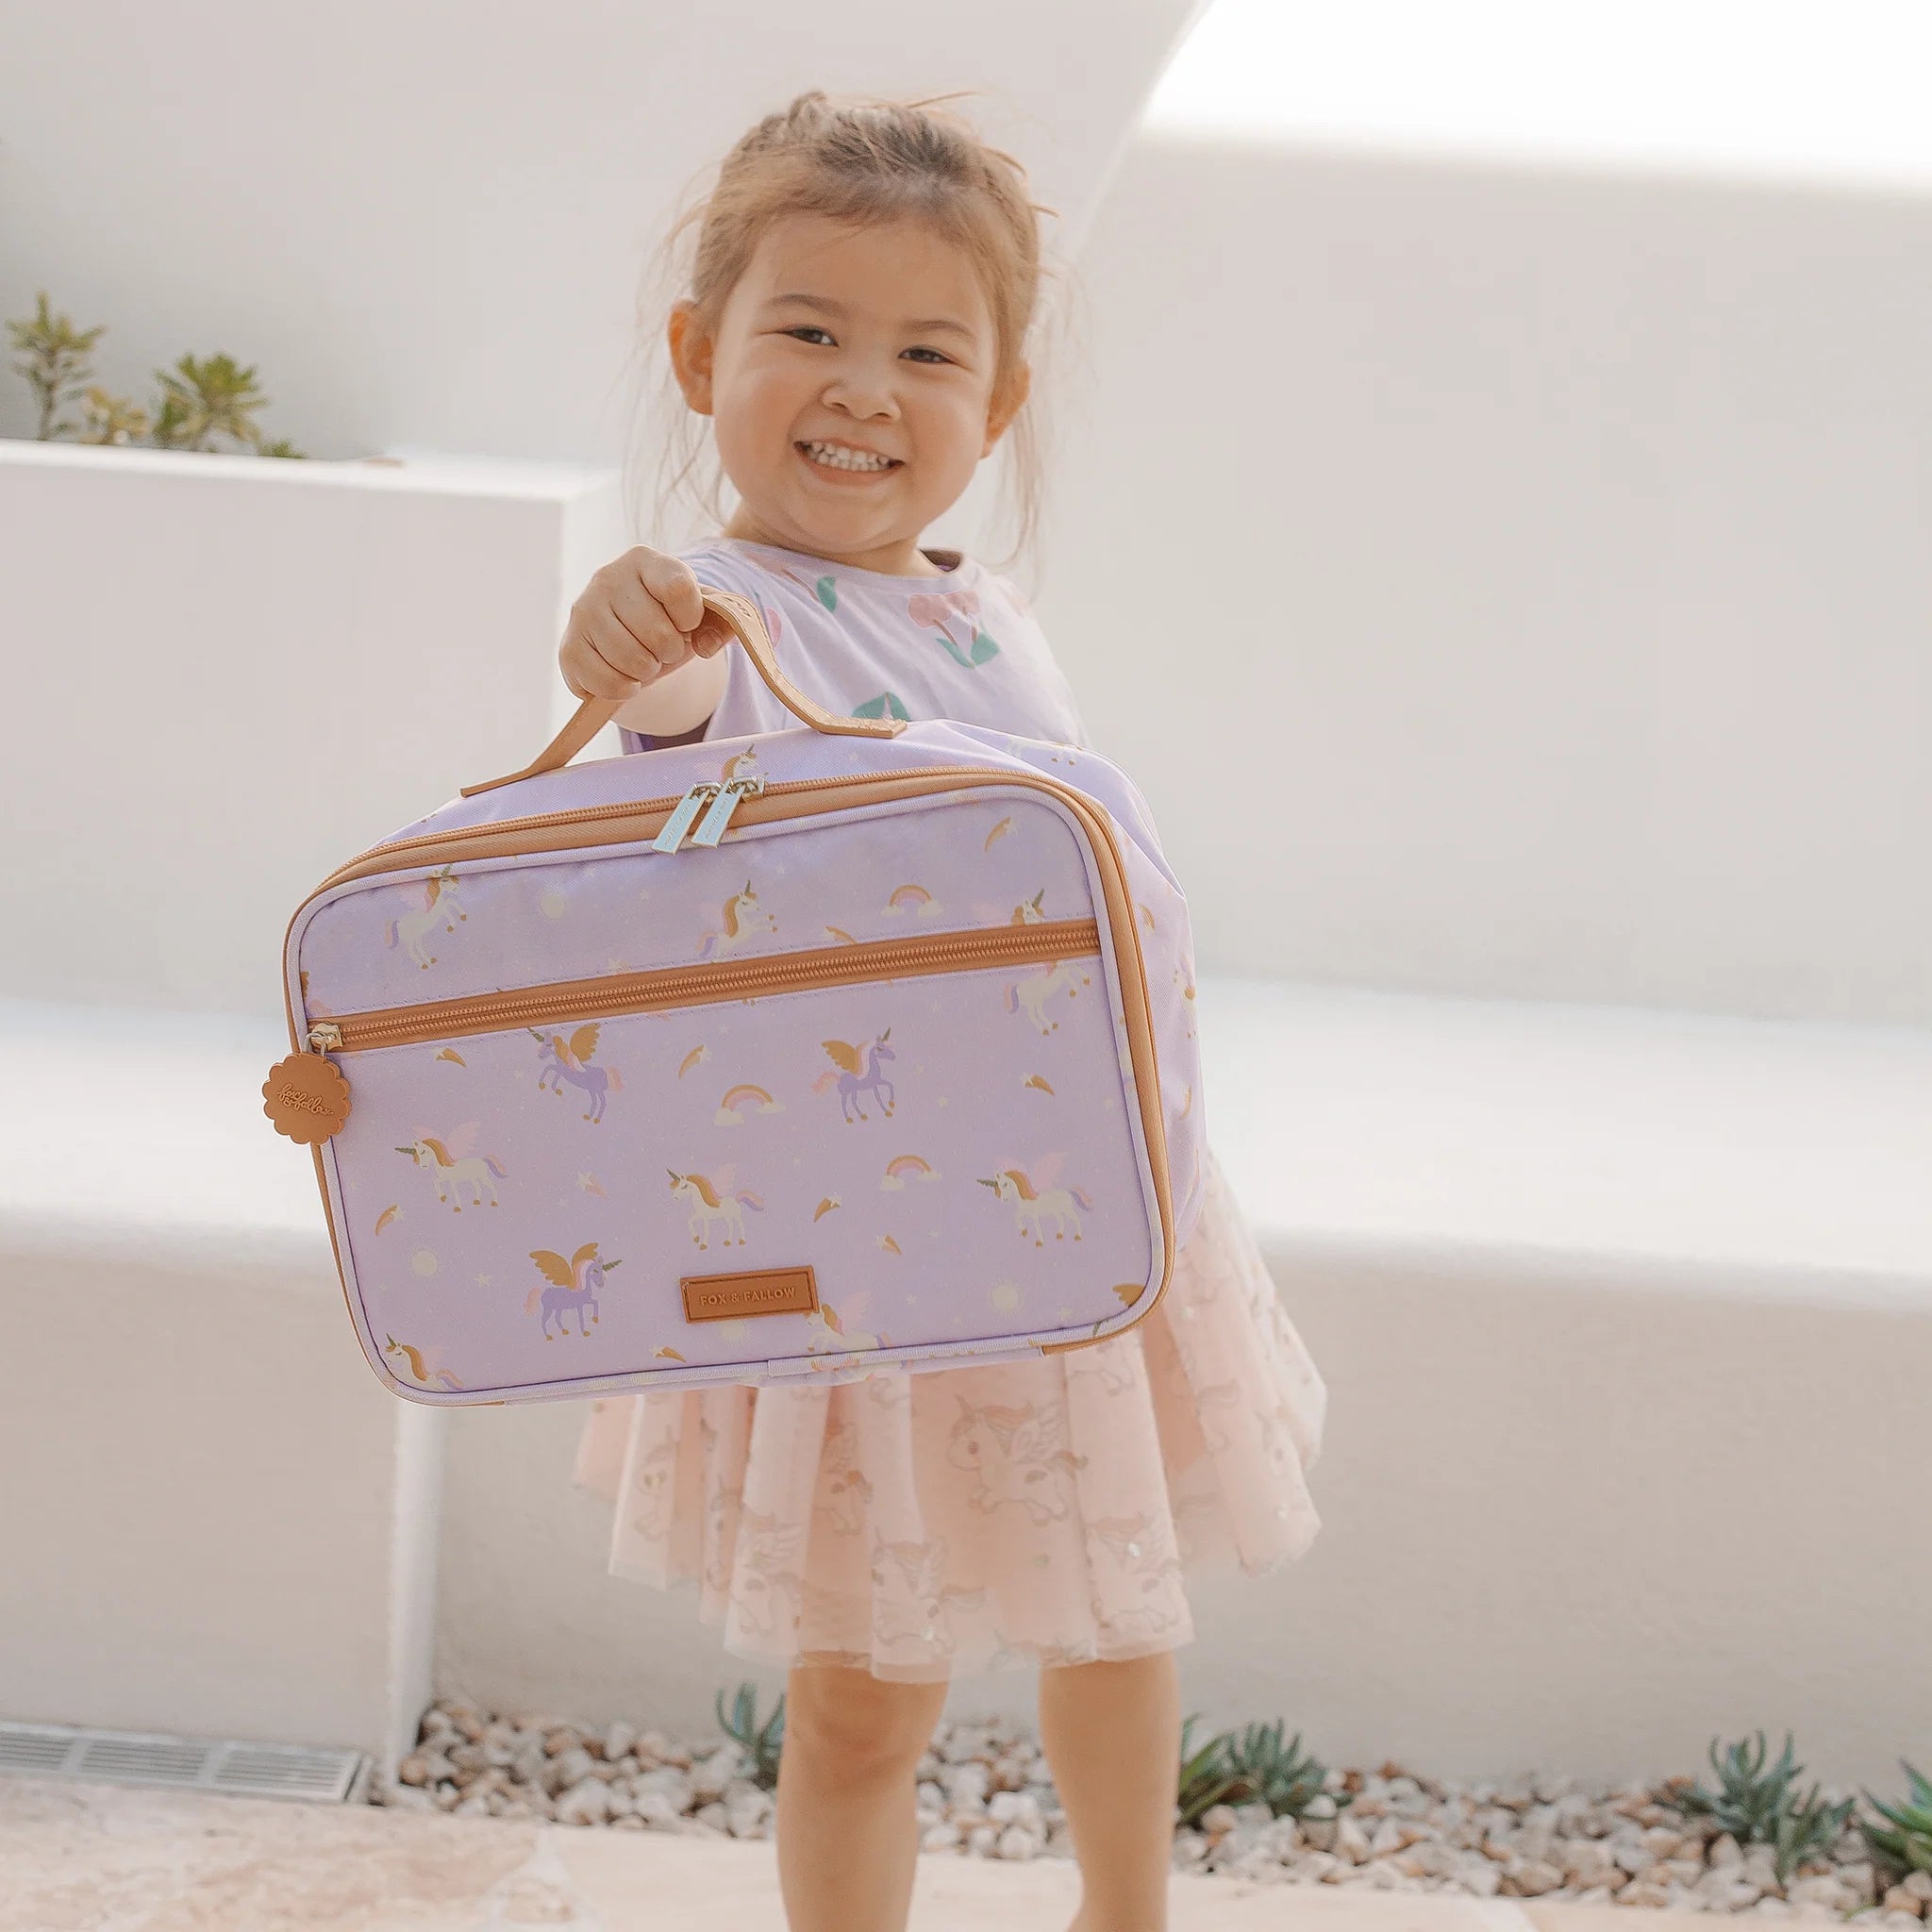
[796,440,903,480]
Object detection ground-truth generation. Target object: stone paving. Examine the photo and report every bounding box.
[0,1774,1732,1932]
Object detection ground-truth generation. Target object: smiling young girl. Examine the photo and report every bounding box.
[563,90,1327,1932]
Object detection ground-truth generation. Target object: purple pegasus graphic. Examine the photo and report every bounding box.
[812,1028,897,1123]
[529,1021,623,1124]
[525,1241,619,1339]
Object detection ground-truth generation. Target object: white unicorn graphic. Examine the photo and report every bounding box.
[394,1123,508,1211]
[975,1152,1093,1245]
[665,1164,766,1248]
[384,866,467,971]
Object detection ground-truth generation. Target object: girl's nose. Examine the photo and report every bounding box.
[823,369,899,419]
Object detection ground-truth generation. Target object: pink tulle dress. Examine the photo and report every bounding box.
[569,536,1328,1682]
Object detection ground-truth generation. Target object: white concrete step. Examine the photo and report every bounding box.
[6,980,1929,1780]
[1194,972,1932,1299]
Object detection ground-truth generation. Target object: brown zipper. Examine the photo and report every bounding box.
[308,917,1099,1054]
[283,759,1176,1360]
[312,763,997,893]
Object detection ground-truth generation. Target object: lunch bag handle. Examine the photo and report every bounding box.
[458,584,905,799]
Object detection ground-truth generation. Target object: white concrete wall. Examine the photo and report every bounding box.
[0,441,626,1017]
[0,1,1204,461]
[0,996,444,1780]
[1039,134,1932,1028]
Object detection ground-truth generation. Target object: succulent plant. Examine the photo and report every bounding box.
[1659,1730,1856,1886]
[1176,1711,1340,1829]
[150,351,270,453]
[6,294,305,456]
[715,1681,785,1791]
[1860,1760,1932,1882]
[6,291,105,439]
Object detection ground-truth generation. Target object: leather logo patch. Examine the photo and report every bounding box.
[681,1265,819,1323]
[263,1052,351,1143]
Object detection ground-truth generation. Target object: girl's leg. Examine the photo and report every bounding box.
[1037,1650,1181,1932]
[774,1660,950,1932]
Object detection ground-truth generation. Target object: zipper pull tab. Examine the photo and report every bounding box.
[266,1025,352,1143]
[686,774,764,847]
[651,782,722,854]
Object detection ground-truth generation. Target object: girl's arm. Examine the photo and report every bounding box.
[610,645,728,738]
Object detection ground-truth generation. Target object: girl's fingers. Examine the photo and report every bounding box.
[631,548,734,657]
[559,618,659,699]
[558,547,718,700]
[633,548,707,637]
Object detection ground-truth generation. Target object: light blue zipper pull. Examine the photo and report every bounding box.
[651,782,721,854]
[686,774,765,847]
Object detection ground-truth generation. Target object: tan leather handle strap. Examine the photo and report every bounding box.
[459,583,905,799]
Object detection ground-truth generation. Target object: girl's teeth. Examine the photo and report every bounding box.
[803,441,894,472]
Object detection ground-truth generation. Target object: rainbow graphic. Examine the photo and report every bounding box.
[880,1153,940,1191]
[881,882,943,918]
[714,1081,786,1127]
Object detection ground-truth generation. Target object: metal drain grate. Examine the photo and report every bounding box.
[0,1721,369,1803]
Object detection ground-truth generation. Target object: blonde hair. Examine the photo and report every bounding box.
[621,88,1082,586]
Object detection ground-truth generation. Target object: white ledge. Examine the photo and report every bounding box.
[1195,973,1932,1302]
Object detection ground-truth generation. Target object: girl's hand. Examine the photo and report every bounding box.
[558,545,731,701]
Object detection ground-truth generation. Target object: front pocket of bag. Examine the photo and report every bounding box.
[308,919,1165,1400]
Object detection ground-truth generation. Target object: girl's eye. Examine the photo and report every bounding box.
[781,326,950,365]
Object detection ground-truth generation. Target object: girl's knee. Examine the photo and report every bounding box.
[784,1664,946,1775]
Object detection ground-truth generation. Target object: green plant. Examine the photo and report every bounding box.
[715,1681,785,1791]
[5,293,306,457]
[1175,1712,1341,1829]
[6,291,105,439]
[1658,1730,1855,1886]
[77,384,150,445]
[1860,1760,1932,1883]
[150,350,274,453]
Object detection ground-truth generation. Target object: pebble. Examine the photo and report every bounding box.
[370,1695,1918,1904]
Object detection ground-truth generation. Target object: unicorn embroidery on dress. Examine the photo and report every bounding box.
[946,1394,1089,1524]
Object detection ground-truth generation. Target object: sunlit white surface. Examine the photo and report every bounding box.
[1147,0,1932,191]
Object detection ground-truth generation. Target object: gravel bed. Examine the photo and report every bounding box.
[373,1700,1932,1920]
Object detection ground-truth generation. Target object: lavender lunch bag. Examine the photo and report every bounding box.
[265,588,1207,1405]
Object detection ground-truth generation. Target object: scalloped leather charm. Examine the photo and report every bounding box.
[263,1051,351,1143]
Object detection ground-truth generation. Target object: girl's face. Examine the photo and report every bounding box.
[669,211,1027,575]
